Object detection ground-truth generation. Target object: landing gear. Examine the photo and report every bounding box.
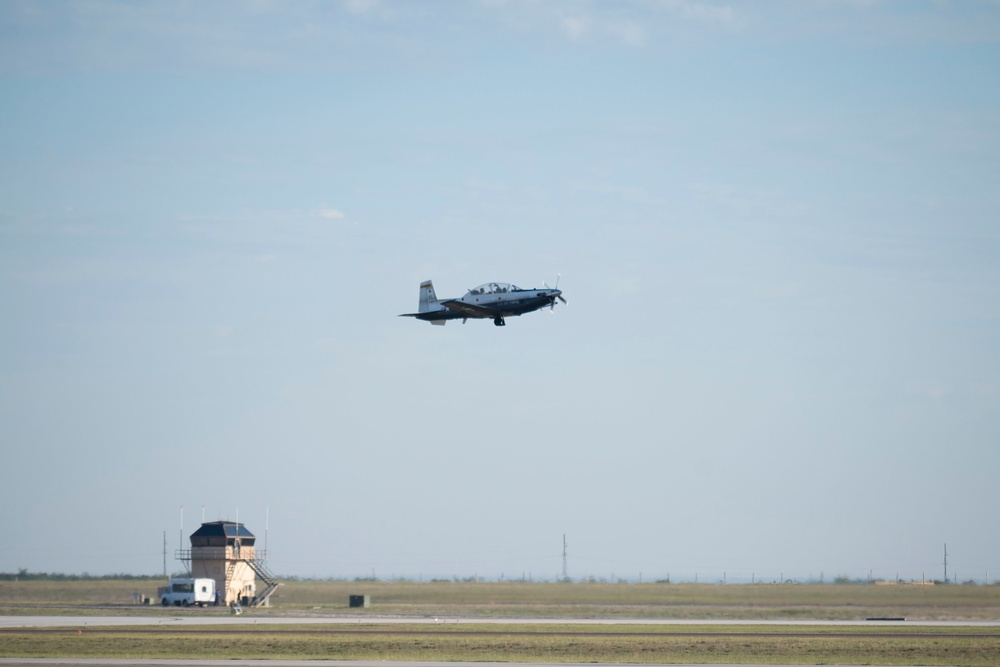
[493,316,506,327]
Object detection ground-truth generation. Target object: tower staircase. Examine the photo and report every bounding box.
[245,557,280,607]
[224,553,280,607]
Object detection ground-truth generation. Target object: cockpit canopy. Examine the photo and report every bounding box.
[466,282,522,296]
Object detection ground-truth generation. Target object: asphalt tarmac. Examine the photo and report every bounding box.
[3,614,999,628]
[3,615,994,667]
[0,662,881,667]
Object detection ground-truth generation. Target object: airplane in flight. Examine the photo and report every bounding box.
[399,279,566,326]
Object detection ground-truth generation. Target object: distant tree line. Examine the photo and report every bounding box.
[0,569,163,581]
[3,570,997,585]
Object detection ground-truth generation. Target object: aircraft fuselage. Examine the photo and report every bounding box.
[400,281,565,326]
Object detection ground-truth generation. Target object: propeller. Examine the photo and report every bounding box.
[543,274,567,310]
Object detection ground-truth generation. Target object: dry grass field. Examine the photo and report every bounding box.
[2,623,1000,665]
[272,580,1000,621]
[2,578,1000,620]
[3,580,999,664]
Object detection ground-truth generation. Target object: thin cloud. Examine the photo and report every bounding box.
[550,2,729,46]
[317,208,348,221]
[559,15,592,39]
[608,20,646,46]
[343,0,380,15]
[907,380,951,400]
[660,0,734,23]
[462,177,509,195]
[571,181,659,205]
[610,274,642,295]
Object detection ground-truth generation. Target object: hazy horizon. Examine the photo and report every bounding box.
[2,1,998,586]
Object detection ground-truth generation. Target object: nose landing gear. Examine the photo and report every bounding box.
[493,316,506,327]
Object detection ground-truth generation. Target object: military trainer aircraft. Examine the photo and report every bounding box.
[399,279,566,326]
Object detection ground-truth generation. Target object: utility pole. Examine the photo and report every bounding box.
[162,531,167,578]
[562,534,568,581]
[944,543,948,583]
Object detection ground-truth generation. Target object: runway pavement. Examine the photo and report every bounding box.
[0,661,880,667]
[3,614,999,628]
[3,616,992,667]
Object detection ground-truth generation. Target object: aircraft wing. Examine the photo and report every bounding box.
[439,299,495,318]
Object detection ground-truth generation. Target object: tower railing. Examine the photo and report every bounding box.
[175,549,270,561]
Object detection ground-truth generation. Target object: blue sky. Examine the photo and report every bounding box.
[1,1,999,583]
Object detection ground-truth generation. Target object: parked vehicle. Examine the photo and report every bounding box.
[160,577,215,607]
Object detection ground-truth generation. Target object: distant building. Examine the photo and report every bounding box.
[177,520,278,606]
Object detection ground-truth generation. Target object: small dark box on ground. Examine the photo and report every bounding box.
[349,594,370,608]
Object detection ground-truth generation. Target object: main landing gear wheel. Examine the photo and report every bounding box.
[493,316,506,327]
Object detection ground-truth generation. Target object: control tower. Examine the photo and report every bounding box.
[177,520,279,607]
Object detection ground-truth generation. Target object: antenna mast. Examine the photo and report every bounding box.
[179,505,185,574]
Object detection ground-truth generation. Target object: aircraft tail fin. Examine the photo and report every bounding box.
[418,280,438,313]
[399,280,446,324]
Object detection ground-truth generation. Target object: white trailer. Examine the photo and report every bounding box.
[160,577,216,607]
